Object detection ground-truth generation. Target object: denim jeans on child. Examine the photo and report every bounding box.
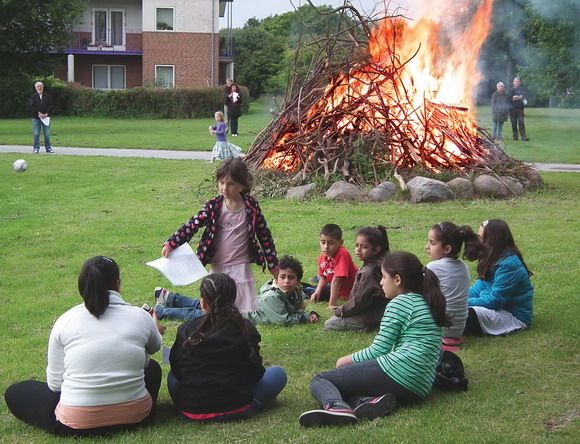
[309,359,422,408]
[167,366,287,422]
[154,291,203,321]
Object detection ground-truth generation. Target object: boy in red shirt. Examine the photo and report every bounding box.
[311,224,358,309]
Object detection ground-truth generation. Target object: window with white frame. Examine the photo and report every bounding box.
[93,65,126,90]
[93,9,125,47]
[156,7,174,31]
[155,65,175,88]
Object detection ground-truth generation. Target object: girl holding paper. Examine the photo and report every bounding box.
[161,157,279,313]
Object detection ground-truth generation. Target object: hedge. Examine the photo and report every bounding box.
[0,78,250,119]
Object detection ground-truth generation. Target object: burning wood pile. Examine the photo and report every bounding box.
[245,0,531,185]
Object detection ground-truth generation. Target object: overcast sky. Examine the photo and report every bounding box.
[220,0,411,29]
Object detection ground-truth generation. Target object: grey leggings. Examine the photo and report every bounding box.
[310,359,422,409]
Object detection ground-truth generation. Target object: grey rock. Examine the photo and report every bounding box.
[503,176,524,196]
[325,181,364,200]
[447,177,474,199]
[406,176,453,203]
[473,174,511,198]
[367,181,398,202]
[286,182,316,199]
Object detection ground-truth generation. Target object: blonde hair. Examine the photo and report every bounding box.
[214,111,224,122]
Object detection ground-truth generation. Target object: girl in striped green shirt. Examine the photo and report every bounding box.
[300,252,449,427]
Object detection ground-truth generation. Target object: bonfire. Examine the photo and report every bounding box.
[245,0,532,185]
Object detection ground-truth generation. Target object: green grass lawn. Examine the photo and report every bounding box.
[476,107,580,164]
[1,101,578,163]
[1,154,579,443]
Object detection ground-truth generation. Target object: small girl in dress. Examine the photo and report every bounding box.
[425,222,485,351]
[208,111,242,162]
[466,219,533,336]
[162,157,279,313]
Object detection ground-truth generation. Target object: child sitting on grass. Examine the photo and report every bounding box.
[245,255,320,326]
[310,224,358,310]
[465,219,533,336]
[324,226,389,332]
[424,221,485,351]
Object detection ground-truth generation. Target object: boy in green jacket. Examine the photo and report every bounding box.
[246,256,320,326]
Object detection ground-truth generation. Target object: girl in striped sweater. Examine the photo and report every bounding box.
[300,251,449,427]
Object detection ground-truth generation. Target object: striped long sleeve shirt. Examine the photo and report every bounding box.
[352,292,442,399]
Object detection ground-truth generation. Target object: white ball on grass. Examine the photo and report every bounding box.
[13,159,28,172]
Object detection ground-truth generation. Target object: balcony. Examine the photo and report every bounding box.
[58,28,143,55]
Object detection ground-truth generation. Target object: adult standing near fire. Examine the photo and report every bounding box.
[29,81,54,153]
[225,81,242,136]
[508,77,529,142]
[491,81,509,141]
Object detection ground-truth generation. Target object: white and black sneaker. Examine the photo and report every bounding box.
[299,403,357,427]
[353,393,397,420]
[154,287,169,306]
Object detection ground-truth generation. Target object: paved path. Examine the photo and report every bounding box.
[1,145,579,172]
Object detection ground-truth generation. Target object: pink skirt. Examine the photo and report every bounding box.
[209,263,258,313]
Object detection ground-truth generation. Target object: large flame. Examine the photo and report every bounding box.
[263,0,494,172]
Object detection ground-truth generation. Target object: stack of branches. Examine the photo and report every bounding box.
[245,1,531,186]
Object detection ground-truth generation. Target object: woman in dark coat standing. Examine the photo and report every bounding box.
[491,81,509,141]
[225,82,242,136]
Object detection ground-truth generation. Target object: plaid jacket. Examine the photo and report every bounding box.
[165,194,279,272]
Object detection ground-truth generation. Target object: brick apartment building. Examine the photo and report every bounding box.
[54,0,234,89]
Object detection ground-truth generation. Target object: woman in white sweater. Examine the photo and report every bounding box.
[4,256,164,437]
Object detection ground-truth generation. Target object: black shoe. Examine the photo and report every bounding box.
[513,136,518,141]
[353,393,397,420]
[522,137,530,142]
[33,149,39,154]
[46,147,54,153]
[299,408,358,427]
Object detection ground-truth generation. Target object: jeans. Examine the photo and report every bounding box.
[509,108,527,139]
[492,121,504,139]
[154,291,203,321]
[309,359,422,409]
[229,116,239,135]
[168,366,287,422]
[4,360,162,437]
[32,118,51,151]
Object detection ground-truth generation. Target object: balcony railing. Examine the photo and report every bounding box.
[63,28,143,53]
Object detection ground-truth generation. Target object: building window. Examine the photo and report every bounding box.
[155,65,175,88]
[156,7,174,31]
[92,9,125,48]
[93,65,126,90]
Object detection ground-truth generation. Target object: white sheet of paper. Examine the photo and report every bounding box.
[146,243,208,286]
[40,116,50,126]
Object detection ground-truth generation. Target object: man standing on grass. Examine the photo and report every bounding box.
[508,77,530,142]
[29,81,54,154]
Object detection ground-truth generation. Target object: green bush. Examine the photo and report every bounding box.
[1,82,250,119]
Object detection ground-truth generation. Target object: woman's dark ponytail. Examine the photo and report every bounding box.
[382,252,450,328]
[458,225,486,262]
[78,256,119,318]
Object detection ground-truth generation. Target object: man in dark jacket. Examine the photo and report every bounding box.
[508,77,529,142]
[29,82,54,153]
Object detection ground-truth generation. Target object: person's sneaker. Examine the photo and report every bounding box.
[46,147,54,153]
[310,275,321,284]
[154,287,169,306]
[33,149,39,154]
[522,137,530,142]
[513,136,518,141]
[299,406,357,427]
[353,393,397,420]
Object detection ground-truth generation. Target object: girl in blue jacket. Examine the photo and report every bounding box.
[465,219,533,336]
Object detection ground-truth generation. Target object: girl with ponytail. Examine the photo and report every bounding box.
[5,256,164,437]
[168,273,287,422]
[425,221,485,351]
[300,252,448,427]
